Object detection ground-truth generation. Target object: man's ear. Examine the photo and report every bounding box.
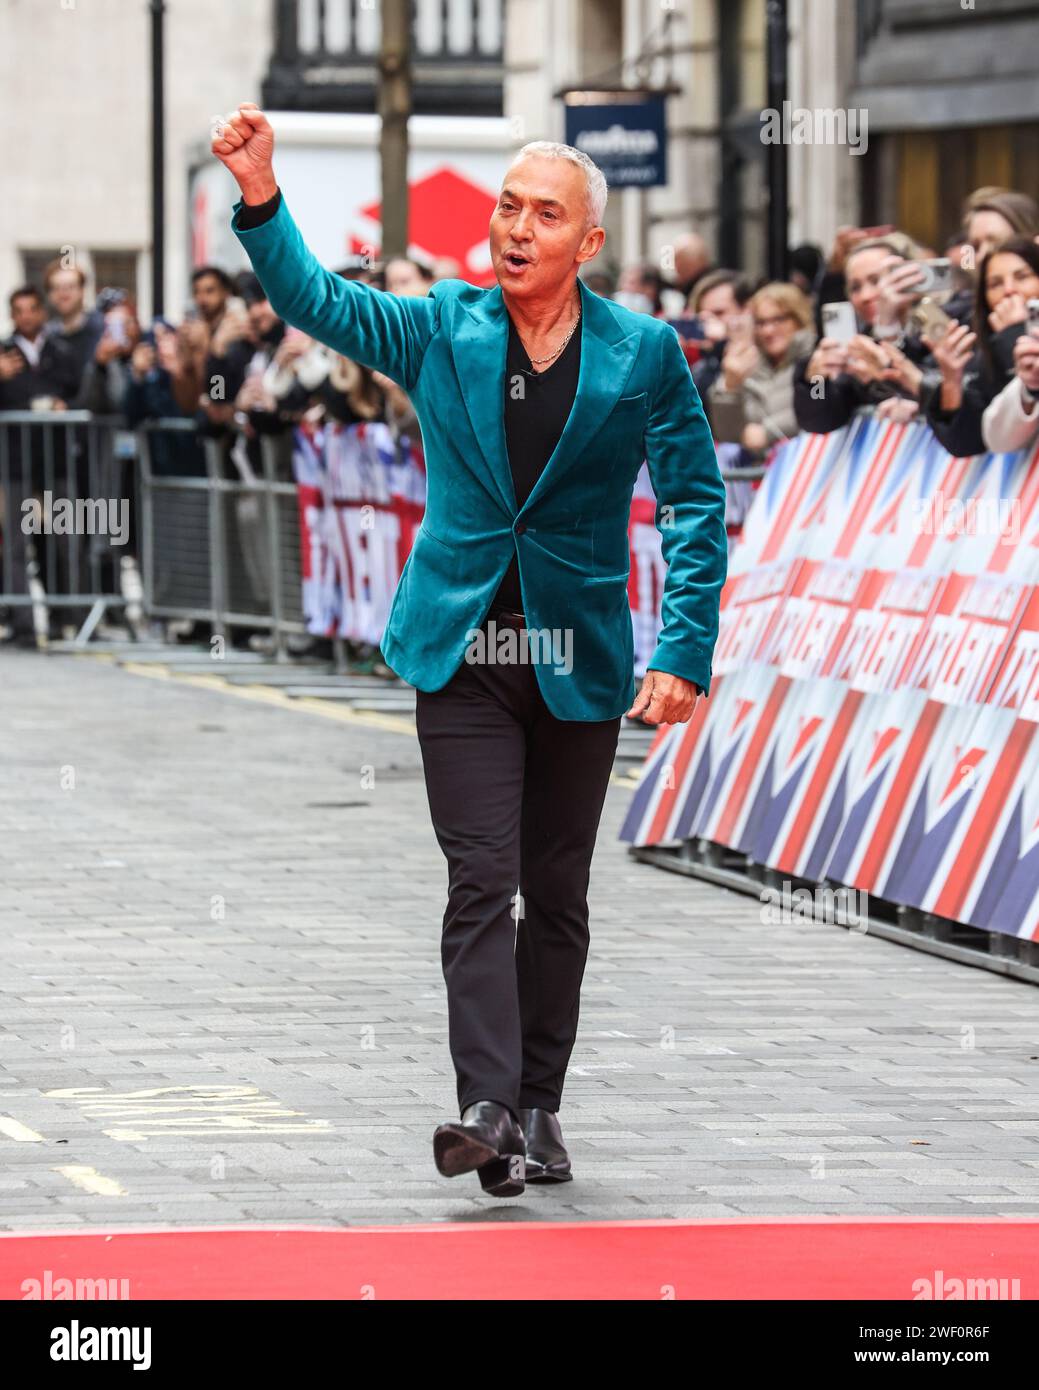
[576,226,606,265]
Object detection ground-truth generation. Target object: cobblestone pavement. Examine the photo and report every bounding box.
[2,647,1039,1228]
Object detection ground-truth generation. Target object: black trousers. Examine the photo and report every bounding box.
[415,611,621,1121]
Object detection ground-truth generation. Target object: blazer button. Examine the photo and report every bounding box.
[515,522,527,534]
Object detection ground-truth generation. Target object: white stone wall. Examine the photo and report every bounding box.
[0,0,268,330]
[504,0,725,279]
[1,0,863,330]
[787,0,860,260]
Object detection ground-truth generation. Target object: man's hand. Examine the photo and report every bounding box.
[0,349,25,381]
[626,669,702,725]
[95,332,125,367]
[177,318,210,361]
[211,102,277,205]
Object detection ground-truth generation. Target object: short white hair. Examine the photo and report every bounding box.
[507,141,608,230]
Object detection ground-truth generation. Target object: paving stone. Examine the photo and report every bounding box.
[1,648,1038,1225]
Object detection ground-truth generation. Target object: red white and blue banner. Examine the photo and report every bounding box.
[293,419,426,644]
[619,413,1039,941]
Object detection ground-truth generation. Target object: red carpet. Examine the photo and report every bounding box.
[2,1218,1036,1299]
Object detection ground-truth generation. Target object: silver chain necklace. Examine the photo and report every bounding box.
[525,300,582,367]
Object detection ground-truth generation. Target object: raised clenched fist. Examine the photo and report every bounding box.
[211,103,277,204]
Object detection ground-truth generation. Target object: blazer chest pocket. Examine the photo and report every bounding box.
[606,391,645,428]
[596,391,649,454]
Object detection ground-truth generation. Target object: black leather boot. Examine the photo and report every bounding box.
[433,1101,526,1197]
[518,1107,572,1182]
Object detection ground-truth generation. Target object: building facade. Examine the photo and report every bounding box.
[1,0,504,322]
[504,0,1039,284]
[2,0,1038,328]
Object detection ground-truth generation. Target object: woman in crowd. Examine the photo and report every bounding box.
[793,233,958,434]
[706,281,816,450]
[263,330,385,427]
[919,236,1039,456]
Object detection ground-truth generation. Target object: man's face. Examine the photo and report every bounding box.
[12,294,46,338]
[675,237,709,287]
[698,282,741,332]
[47,269,85,319]
[489,156,603,299]
[193,273,229,322]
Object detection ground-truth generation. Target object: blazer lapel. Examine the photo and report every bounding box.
[453,285,516,514]
[519,277,640,515]
[454,275,641,519]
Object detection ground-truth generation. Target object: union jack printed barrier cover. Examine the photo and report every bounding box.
[293,419,426,645]
[619,413,1039,941]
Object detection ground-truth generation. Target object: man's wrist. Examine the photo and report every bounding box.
[239,172,278,206]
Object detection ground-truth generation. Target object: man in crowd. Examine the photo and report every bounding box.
[0,286,79,410]
[0,287,81,644]
[671,231,712,298]
[43,260,105,397]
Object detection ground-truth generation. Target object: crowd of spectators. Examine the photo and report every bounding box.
[620,183,1039,463]
[4,183,1039,649]
[6,181,1038,484]
[0,249,442,650]
[0,248,445,464]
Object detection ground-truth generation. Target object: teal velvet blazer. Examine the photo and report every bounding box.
[232,194,728,721]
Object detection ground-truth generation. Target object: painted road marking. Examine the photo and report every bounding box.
[85,652,648,782]
[0,1115,46,1143]
[116,660,418,736]
[54,1166,128,1197]
[45,1084,332,1140]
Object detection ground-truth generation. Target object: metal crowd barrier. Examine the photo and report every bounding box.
[136,420,306,659]
[2,409,771,655]
[0,410,131,644]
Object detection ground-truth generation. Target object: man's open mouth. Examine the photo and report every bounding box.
[504,251,531,269]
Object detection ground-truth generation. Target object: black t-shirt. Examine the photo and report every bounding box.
[490,312,581,613]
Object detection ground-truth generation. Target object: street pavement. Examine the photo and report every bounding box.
[2,647,1039,1228]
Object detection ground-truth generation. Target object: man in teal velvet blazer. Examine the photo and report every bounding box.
[214,104,727,1196]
